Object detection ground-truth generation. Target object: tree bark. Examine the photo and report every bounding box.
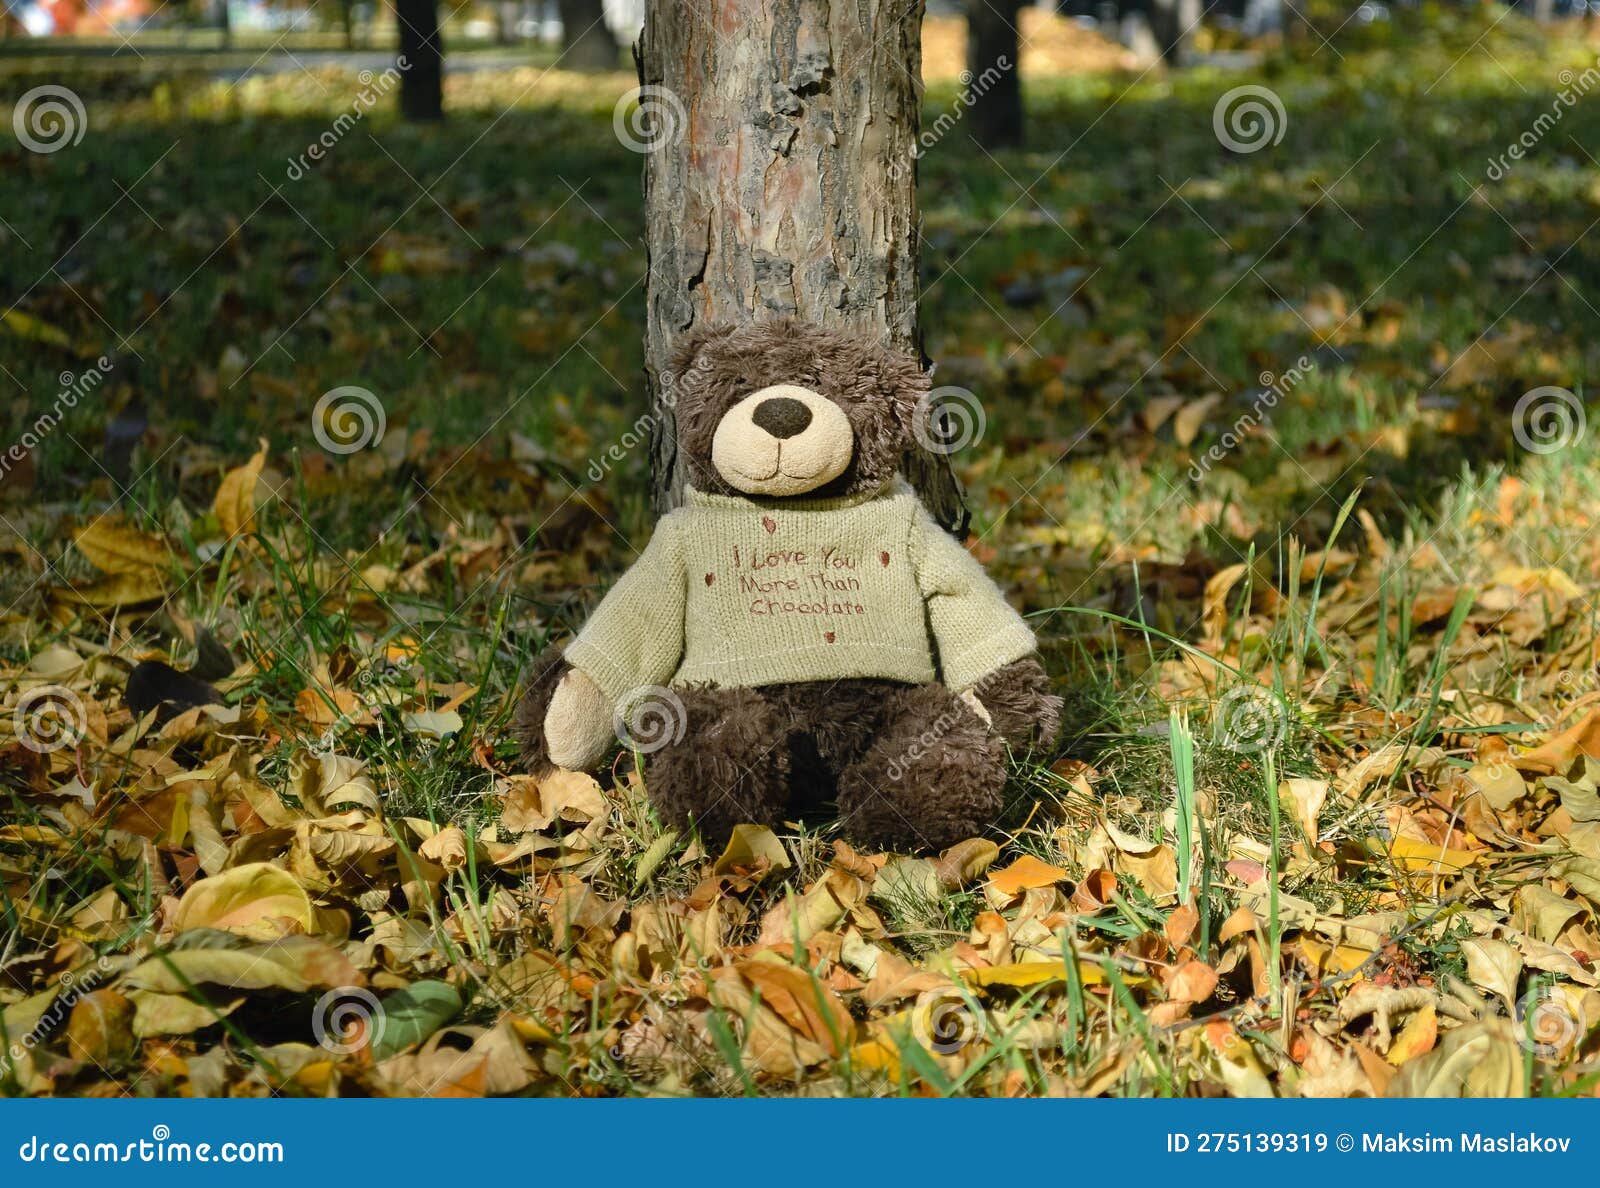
[638,0,968,534]
[1149,0,1199,66]
[397,0,444,122]
[559,0,623,70]
[964,0,1025,149]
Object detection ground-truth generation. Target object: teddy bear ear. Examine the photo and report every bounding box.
[667,323,739,389]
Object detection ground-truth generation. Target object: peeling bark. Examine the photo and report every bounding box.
[639,0,967,534]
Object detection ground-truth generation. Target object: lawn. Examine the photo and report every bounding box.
[1,7,1599,1096]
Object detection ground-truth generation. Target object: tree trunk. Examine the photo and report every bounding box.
[964,0,1025,149]
[397,0,444,121]
[559,0,622,70]
[639,0,968,535]
[1150,0,1199,66]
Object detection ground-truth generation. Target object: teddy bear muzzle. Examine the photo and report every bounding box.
[710,383,855,496]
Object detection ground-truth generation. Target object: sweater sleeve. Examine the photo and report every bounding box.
[910,505,1037,692]
[563,515,687,706]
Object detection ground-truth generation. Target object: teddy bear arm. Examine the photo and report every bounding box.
[970,655,1063,752]
[544,667,615,769]
[909,506,1038,693]
[560,516,688,707]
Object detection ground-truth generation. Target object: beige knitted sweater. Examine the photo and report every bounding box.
[563,480,1037,703]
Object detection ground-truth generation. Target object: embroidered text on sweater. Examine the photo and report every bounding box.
[563,481,1037,702]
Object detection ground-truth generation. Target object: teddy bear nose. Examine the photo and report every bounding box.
[750,396,813,440]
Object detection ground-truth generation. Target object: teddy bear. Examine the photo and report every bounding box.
[515,319,1060,853]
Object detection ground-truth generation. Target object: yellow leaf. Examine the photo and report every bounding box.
[1173,393,1222,446]
[735,960,855,1057]
[1379,834,1485,872]
[987,854,1067,896]
[1462,937,1522,1009]
[849,1037,901,1078]
[213,441,268,540]
[1,307,73,348]
[713,824,791,879]
[931,838,999,888]
[53,570,168,607]
[73,517,173,575]
[964,960,1117,989]
[174,862,314,940]
[1386,1002,1438,1066]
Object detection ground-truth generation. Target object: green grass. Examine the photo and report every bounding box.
[3,6,1600,1097]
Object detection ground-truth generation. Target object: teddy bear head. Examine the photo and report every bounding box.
[669,319,930,500]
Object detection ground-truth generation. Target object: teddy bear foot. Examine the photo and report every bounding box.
[644,685,792,846]
[836,683,1007,854]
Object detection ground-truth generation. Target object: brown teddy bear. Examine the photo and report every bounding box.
[516,319,1060,853]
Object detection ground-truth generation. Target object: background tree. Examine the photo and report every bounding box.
[1149,0,1200,65]
[638,0,967,533]
[559,0,623,70]
[397,0,444,122]
[964,0,1026,148]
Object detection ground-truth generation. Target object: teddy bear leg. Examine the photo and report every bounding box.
[835,683,1007,853]
[644,685,792,845]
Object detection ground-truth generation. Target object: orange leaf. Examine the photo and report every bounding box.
[987,854,1067,896]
